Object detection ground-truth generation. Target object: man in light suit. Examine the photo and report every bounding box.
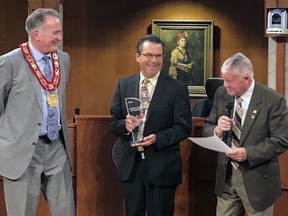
[110,34,191,216]
[0,8,75,215]
[202,52,288,216]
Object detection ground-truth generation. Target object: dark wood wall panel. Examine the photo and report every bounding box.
[75,116,123,216]
[0,0,27,54]
[63,0,267,120]
[0,1,268,119]
[0,1,6,43]
[279,151,288,189]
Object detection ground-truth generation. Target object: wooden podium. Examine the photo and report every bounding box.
[71,115,213,216]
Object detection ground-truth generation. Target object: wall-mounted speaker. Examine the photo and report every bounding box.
[266,8,288,34]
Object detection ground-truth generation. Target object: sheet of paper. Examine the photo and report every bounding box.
[188,135,232,153]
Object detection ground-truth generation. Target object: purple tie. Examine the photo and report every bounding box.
[42,56,59,141]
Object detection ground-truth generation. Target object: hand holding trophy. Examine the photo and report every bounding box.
[125,97,148,159]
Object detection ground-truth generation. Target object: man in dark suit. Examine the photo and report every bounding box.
[0,8,75,215]
[203,52,288,216]
[110,34,191,216]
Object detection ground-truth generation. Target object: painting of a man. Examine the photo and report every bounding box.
[161,30,205,87]
[152,20,214,95]
[169,31,195,85]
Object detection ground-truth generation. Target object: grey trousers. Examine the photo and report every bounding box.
[217,167,273,216]
[3,137,75,216]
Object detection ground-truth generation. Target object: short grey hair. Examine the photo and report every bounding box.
[221,52,254,79]
[25,8,60,36]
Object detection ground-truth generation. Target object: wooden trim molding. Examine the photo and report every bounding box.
[276,37,286,95]
[28,0,60,14]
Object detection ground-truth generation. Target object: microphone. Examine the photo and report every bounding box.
[225,101,234,119]
[224,101,234,144]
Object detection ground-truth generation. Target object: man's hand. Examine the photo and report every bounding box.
[131,134,156,147]
[125,114,142,132]
[215,115,232,137]
[226,147,247,162]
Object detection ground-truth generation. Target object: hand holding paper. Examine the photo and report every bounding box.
[188,135,232,153]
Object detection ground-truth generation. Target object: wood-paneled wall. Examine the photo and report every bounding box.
[0,0,267,119]
[0,1,28,54]
[63,0,267,119]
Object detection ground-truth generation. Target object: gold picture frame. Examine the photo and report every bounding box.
[152,20,214,96]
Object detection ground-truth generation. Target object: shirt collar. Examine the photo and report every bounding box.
[239,79,255,103]
[139,71,160,87]
[28,42,51,61]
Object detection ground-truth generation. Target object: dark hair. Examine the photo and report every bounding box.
[136,34,164,53]
[25,8,61,36]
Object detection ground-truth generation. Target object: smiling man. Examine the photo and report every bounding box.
[203,52,288,216]
[0,8,75,215]
[110,34,191,216]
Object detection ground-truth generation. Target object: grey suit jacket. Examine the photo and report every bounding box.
[110,73,191,186]
[202,82,288,211]
[0,47,71,179]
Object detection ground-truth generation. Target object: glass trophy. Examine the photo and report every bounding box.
[125,97,147,159]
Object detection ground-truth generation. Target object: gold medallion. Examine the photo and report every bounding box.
[47,93,59,107]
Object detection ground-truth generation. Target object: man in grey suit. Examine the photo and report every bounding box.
[110,34,191,216]
[203,52,288,216]
[0,8,75,215]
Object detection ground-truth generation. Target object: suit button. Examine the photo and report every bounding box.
[32,142,36,145]
[38,123,41,126]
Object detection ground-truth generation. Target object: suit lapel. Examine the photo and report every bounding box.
[58,56,67,110]
[25,61,43,111]
[146,73,165,121]
[133,74,140,98]
[240,85,261,143]
[124,74,139,116]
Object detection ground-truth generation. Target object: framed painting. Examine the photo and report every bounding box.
[152,20,214,96]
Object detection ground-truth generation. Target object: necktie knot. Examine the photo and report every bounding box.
[143,79,149,85]
[42,55,49,61]
[236,96,243,106]
[42,56,52,81]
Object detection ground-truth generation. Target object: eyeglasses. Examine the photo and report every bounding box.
[140,53,164,59]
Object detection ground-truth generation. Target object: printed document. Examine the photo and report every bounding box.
[188,135,232,153]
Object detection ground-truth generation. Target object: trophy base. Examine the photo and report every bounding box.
[139,152,145,159]
[130,141,145,159]
[130,138,144,144]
